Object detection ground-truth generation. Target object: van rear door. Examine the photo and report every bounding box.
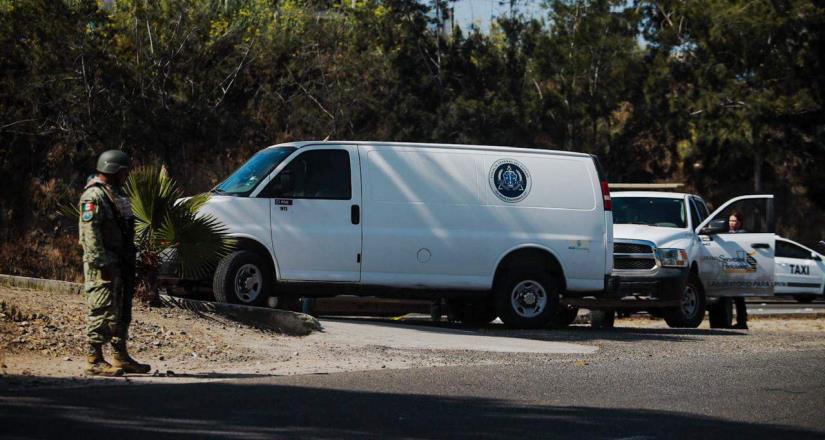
[696,195,775,297]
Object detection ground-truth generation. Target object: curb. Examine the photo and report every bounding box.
[0,274,81,295]
[0,274,321,336]
[160,294,322,336]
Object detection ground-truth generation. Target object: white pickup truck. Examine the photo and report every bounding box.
[568,191,777,328]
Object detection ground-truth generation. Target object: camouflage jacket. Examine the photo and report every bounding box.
[78,178,135,269]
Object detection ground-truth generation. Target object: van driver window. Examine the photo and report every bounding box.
[262,150,351,200]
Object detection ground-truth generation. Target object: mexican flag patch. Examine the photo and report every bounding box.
[81,202,96,222]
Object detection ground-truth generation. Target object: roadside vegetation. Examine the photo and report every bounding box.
[0,0,822,281]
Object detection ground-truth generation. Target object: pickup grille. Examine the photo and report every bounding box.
[613,240,657,271]
[614,243,653,254]
[614,258,657,270]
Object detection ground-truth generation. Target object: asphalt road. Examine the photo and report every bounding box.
[2,342,823,439]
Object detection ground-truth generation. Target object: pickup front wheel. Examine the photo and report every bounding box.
[495,270,560,329]
[213,250,272,307]
[664,275,706,328]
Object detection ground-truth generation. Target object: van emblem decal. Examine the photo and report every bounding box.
[489,159,531,202]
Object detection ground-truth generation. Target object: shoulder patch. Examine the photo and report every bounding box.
[81,201,97,222]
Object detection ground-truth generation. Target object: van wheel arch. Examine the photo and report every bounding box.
[232,237,277,279]
[493,247,566,292]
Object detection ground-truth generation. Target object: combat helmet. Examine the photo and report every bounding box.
[96,150,131,174]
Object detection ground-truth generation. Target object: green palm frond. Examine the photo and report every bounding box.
[126,165,234,280]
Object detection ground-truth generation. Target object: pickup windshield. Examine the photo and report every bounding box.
[214,147,296,196]
[613,197,688,228]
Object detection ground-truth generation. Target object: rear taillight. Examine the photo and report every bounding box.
[600,180,612,211]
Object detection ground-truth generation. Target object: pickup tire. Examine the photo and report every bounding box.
[213,250,272,307]
[664,275,706,328]
[548,305,579,329]
[707,298,733,329]
[495,270,559,329]
[590,309,615,329]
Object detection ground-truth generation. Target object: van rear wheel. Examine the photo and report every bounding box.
[213,250,272,307]
[495,270,559,329]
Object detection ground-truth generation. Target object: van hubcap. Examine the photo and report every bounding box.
[234,264,262,303]
[511,280,547,318]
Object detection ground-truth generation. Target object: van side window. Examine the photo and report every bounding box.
[261,150,351,200]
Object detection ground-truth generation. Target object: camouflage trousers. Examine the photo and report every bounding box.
[84,263,132,347]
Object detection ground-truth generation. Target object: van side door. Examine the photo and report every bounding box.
[696,195,775,297]
[258,145,362,282]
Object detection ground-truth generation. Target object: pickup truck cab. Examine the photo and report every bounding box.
[574,191,776,328]
[199,141,616,329]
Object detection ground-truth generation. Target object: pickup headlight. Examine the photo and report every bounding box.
[656,248,688,267]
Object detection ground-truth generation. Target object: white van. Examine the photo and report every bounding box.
[200,141,615,328]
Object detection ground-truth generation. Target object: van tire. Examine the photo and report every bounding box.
[664,275,706,328]
[213,250,272,307]
[590,309,615,329]
[548,305,579,329]
[707,299,733,328]
[495,270,559,329]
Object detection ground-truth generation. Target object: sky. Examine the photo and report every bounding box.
[449,0,546,32]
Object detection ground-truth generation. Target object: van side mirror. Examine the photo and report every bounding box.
[270,170,294,196]
[699,219,728,235]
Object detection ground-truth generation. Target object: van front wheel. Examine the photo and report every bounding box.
[495,271,560,329]
[213,250,272,307]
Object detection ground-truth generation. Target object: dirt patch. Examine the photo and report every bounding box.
[0,286,462,387]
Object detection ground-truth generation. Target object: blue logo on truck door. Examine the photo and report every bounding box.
[490,159,531,202]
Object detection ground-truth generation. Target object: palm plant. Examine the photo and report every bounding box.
[125,165,235,301]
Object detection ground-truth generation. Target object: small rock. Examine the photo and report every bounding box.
[153,340,162,347]
[158,355,165,361]
[64,357,72,362]
[179,331,186,335]
[166,370,176,377]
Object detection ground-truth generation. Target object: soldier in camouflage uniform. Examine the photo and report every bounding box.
[79,150,151,376]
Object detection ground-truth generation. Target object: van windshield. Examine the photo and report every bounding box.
[214,147,296,196]
[612,197,687,228]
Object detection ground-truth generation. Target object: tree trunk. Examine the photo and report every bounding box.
[753,149,763,193]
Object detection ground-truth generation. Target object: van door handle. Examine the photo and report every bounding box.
[751,243,770,249]
[351,205,360,225]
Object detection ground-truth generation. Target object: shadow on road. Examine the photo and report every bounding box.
[0,377,819,439]
[323,316,746,344]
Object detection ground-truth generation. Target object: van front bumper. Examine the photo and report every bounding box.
[562,268,689,309]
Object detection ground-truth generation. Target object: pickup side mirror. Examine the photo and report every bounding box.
[699,219,728,235]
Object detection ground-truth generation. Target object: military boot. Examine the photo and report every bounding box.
[111,344,151,374]
[85,344,124,377]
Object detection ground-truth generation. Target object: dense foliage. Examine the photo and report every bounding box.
[1,0,823,280]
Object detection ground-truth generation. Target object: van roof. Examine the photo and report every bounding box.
[612,191,690,199]
[267,141,593,159]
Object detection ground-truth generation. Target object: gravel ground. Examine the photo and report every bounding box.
[2,285,825,390]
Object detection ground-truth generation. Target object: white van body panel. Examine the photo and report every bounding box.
[359,144,605,291]
[202,141,611,295]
